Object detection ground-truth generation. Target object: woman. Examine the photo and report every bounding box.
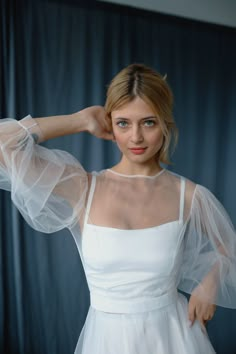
[0,64,236,353]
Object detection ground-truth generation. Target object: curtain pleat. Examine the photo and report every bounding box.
[1,0,236,353]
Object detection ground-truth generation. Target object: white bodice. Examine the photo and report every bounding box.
[80,175,187,314]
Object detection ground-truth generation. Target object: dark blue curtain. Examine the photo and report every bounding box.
[1,0,236,353]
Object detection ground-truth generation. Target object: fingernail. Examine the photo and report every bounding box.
[188,320,192,327]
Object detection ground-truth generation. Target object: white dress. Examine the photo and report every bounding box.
[1,115,236,354]
[74,174,216,353]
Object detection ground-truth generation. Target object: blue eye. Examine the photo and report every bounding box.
[117,121,128,128]
[144,120,155,127]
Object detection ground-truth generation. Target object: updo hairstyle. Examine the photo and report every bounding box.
[104,63,178,164]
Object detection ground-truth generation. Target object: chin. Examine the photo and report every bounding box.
[127,153,157,164]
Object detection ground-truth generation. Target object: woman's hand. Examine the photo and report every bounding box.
[75,106,114,140]
[188,293,216,333]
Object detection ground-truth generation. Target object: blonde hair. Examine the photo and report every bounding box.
[105,63,178,165]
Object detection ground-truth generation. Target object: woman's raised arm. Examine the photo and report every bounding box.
[0,106,112,233]
[34,106,113,143]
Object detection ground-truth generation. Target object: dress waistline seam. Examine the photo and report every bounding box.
[90,289,178,314]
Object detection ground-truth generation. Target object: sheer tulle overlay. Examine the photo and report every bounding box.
[0,115,88,232]
[75,293,215,354]
[1,116,236,353]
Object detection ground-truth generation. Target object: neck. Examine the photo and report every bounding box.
[111,158,162,177]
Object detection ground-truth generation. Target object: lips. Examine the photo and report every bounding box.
[129,147,147,155]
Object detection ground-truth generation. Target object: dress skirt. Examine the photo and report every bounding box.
[74,292,216,354]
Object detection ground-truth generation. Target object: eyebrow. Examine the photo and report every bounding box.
[114,116,157,120]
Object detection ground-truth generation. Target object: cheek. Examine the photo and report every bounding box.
[148,130,164,147]
[112,127,128,149]
[112,125,126,141]
[114,134,128,150]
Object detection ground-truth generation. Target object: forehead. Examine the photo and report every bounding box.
[111,97,156,119]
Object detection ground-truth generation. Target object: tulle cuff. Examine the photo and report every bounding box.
[18,115,44,143]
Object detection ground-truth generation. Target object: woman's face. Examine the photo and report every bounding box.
[111,97,164,166]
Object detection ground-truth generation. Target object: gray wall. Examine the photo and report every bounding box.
[99,0,236,28]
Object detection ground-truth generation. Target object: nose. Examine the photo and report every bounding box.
[130,125,144,144]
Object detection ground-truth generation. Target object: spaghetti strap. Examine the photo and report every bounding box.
[179,178,185,222]
[84,174,96,226]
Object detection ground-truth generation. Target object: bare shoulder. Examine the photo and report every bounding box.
[85,172,93,199]
[184,177,197,209]
[166,170,196,194]
[87,172,92,186]
[166,170,197,206]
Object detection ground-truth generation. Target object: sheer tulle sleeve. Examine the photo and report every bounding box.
[178,184,236,308]
[0,115,88,233]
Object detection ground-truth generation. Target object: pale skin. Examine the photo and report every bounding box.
[32,97,216,331]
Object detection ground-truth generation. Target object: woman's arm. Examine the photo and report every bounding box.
[0,106,113,170]
[181,184,236,331]
[0,106,113,232]
[33,106,113,143]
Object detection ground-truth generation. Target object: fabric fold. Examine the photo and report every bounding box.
[0,116,88,233]
[178,184,236,308]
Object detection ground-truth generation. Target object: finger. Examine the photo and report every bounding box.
[102,131,114,140]
[104,114,112,130]
[199,320,207,334]
[204,314,213,322]
[188,305,196,327]
[103,121,114,140]
[104,122,112,134]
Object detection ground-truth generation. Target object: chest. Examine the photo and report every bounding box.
[88,181,179,230]
[82,221,185,275]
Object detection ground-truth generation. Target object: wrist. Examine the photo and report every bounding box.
[71,111,89,133]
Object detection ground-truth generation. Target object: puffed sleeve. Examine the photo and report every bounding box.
[178,184,236,308]
[0,115,88,233]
